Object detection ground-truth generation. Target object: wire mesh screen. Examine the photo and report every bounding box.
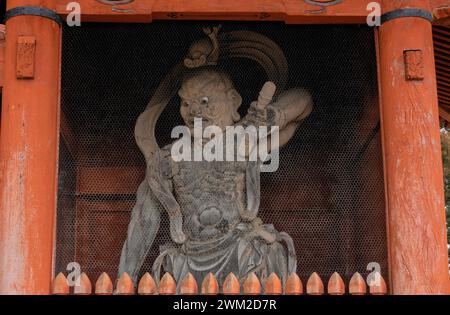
[56,22,388,287]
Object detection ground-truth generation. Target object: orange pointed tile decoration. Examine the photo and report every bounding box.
[306,272,324,295]
[264,273,282,295]
[138,272,157,295]
[95,272,113,295]
[116,272,135,295]
[327,272,345,295]
[243,272,261,295]
[201,272,219,295]
[74,272,92,295]
[223,272,240,295]
[349,272,366,295]
[159,272,177,295]
[368,272,387,295]
[180,273,198,295]
[285,272,303,295]
[52,272,69,295]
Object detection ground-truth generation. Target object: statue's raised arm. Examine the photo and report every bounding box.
[239,82,313,153]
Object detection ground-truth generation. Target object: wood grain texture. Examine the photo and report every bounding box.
[76,166,145,195]
[0,6,61,294]
[52,273,69,295]
[0,24,5,93]
[95,272,113,295]
[137,272,157,295]
[74,272,92,295]
[53,0,369,23]
[306,272,324,295]
[16,36,36,79]
[285,273,303,295]
[379,0,450,294]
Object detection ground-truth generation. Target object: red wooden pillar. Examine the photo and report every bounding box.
[0,0,61,294]
[379,0,450,294]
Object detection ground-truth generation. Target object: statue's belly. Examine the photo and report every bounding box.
[172,161,247,239]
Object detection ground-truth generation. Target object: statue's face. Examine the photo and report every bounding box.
[178,71,242,133]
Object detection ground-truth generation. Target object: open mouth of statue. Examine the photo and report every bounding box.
[188,117,211,128]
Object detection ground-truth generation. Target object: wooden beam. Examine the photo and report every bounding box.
[55,0,155,23]
[438,87,450,99]
[283,0,368,24]
[152,0,286,21]
[438,92,450,103]
[54,0,370,24]
[431,0,450,10]
[433,25,450,36]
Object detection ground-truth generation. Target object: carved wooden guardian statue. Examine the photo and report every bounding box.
[118,27,313,291]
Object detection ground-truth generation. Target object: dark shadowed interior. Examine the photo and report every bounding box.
[56,22,388,289]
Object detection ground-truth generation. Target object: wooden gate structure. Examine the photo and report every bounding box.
[0,0,449,295]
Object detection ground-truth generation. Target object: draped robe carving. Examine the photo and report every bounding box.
[118,28,313,291]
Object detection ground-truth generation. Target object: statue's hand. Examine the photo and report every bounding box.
[256,81,276,110]
[266,105,286,129]
[266,89,313,131]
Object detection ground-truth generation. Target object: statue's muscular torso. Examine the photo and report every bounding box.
[162,144,248,240]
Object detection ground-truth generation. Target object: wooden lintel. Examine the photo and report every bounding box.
[55,0,369,24]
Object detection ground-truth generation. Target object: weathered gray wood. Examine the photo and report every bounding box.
[119,28,312,288]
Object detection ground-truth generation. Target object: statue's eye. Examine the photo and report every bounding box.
[181,101,190,107]
[200,96,209,106]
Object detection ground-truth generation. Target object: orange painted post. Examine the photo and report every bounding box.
[306,272,324,295]
[95,273,113,295]
[243,272,261,295]
[264,273,282,295]
[201,273,219,295]
[0,24,5,93]
[0,0,61,294]
[223,273,240,295]
[327,272,345,295]
[74,273,92,295]
[159,273,177,295]
[116,272,135,295]
[349,272,366,295]
[138,273,157,295]
[379,0,450,294]
[285,273,303,295]
[52,273,69,295]
[180,273,198,295]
